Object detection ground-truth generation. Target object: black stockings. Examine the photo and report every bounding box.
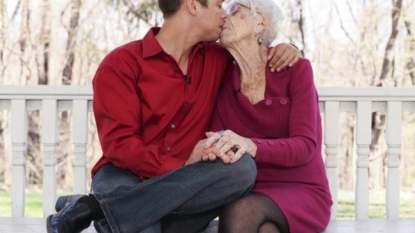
[219,192,290,233]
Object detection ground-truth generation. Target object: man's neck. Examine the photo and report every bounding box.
[156,16,201,64]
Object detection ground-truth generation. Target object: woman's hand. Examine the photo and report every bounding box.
[204,130,257,164]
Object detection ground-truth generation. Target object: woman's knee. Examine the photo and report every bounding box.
[258,222,281,233]
[226,154,257,190]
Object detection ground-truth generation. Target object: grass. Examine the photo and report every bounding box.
[0,191,70,217]
[0,190,414,219]
[337,190,415,219]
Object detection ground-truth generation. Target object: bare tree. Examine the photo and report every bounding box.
[25,0,54,188]
[295,0,306,56]
[370,0,404,190]
[35,0,51,85]
[404,20,415,85]
[62,0,81,85]
[19,0,32,84]
[0,0,6,84]
[57,0,82,189]
[377,0,404,86]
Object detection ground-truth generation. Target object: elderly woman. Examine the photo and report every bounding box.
[203,0,332,233]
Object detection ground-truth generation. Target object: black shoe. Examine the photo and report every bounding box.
[46,195,92,233]
[55,195,84,212]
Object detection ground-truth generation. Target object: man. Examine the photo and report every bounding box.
[47,0,301,232]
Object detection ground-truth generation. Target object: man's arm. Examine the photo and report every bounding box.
[268,43,302,72]
[93,64,184,179]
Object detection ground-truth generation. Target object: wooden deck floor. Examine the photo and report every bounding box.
[0,218,414,233]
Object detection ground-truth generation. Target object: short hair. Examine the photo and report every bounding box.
[158,0,208,18]
[240,0,283,47]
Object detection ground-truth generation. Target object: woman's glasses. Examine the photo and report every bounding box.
[226,2,252,15]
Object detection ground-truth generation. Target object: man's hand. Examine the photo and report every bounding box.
[268,43,301,72]
[184,139,214,166]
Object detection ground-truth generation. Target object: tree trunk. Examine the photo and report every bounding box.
[0,0,5,187]
[59,0,81,190]
[404,20,415,85]
[295,0,306,57]
[62,0,81,85]
[370,0,404,190]
[19,0,31,84]
[35,0,51,85]
[0,0,6,84]
[23,0,54,189]
[377,0,404,85]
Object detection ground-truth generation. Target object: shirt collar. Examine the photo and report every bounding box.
[142,28,164,59]
[142,27,205,59]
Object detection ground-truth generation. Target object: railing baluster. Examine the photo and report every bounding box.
[355,101,371,220]
[42,100,58,216]
[386,101,402,219]
[11,99,27,217]
[73,100,88,194]
[324,101,340,220]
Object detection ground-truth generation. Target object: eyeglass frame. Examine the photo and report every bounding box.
[225,1,252,15]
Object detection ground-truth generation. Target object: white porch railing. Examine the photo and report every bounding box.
[0,85,414,223]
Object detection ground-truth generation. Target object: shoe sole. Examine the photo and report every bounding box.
[46,215,55,233]
[46,214,78,233]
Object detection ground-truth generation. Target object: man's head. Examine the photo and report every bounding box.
[158,0,207,18]
[159,0,227,42]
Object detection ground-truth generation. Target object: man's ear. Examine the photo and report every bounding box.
[186,0,198,15]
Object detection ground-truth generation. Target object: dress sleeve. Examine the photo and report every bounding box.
[253,59,320,168]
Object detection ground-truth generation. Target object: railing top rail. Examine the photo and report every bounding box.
[0,86,415,100]
[318,87,415,101]
[0,86,93,100]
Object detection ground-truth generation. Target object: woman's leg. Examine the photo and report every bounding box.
[219,192,289,233]
[258,222,280,233]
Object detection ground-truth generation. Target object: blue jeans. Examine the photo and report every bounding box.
[91,154,257,233]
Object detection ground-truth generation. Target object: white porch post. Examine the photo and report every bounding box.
[73,100,89,194]
[11,100,27,217]
[324,101,340,220]
[355,101,371,220]
[42,99,58,217]
[386,101,402,219]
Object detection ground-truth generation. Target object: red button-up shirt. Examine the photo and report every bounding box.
[91,28,232,180]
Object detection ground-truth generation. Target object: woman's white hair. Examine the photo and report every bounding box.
[240,0,283,47]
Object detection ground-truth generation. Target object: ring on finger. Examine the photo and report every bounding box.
[240,147,246,154]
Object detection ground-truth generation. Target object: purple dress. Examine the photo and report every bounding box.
[210,58,332,233]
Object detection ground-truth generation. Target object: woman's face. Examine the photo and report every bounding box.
[220,1,257,47]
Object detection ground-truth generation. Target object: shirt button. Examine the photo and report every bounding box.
[280,99,287,105]
[279,141,286,146]
[267,141,274,146]
[166,147,171,152]
[265,100,272,105]
[171,124,176,129]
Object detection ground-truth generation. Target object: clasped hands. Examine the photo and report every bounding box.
[185,130,257,166]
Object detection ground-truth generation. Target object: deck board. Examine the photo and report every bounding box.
[0,218,414,233]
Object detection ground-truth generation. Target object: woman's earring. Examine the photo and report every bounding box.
[257,37,263,45]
